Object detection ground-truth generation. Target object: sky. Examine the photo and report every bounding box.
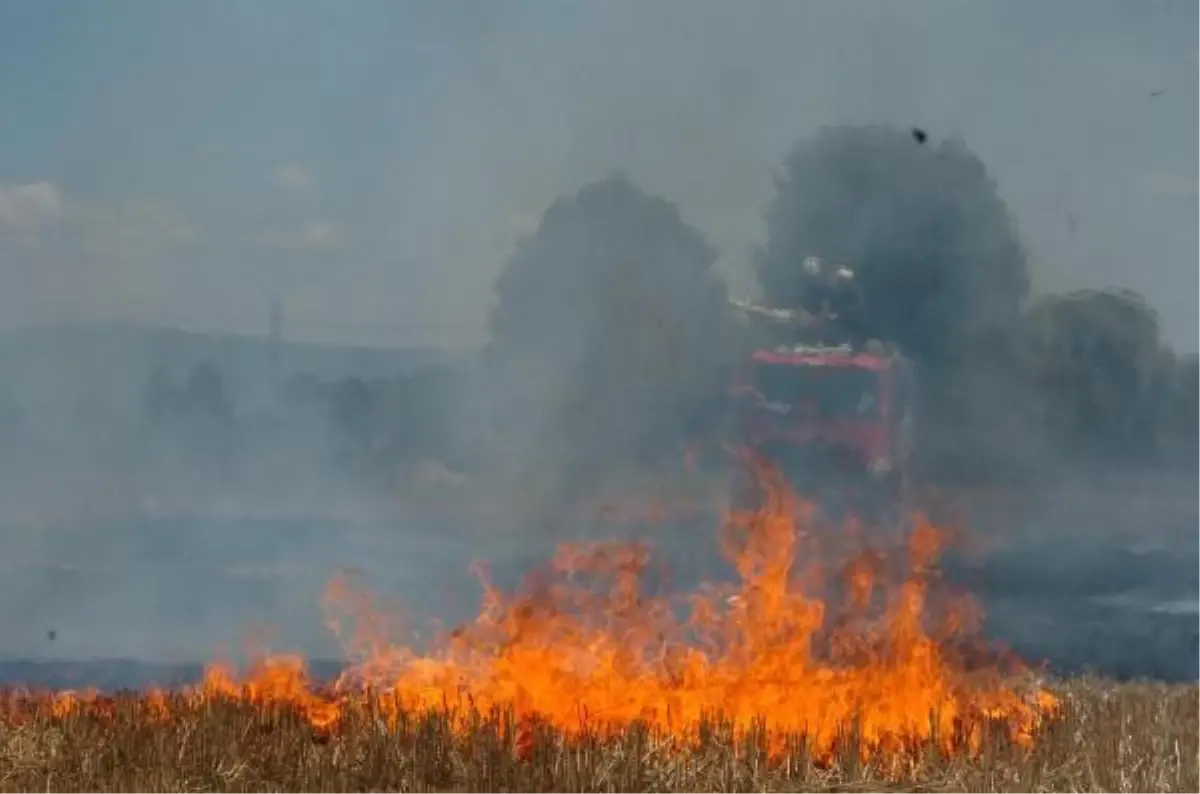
[0,0,1195,350]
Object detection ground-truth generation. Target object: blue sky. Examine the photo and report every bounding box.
[0,0,1195,348]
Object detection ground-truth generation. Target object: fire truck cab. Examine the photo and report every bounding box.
[727,258,916,501]
[731,340,916,495]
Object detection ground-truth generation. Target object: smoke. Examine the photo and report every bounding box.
[0,1,1194,680]
[2,2,1195,343]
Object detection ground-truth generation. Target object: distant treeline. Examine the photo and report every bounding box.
[0,124,1194,506]
[132,361,474,489]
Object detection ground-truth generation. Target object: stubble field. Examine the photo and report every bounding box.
[0,679,1195,792]
[0,467,1195,792]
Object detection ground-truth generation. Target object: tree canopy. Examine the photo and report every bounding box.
[486,173,732,474]
[757,125,1029,370]
[751,125,1042,478]
[1024,287,1171,461]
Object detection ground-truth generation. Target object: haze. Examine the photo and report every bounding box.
[0,0,1194,349]
[0,0,1195,683]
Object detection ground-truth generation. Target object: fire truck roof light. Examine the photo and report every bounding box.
[774,343,855,356]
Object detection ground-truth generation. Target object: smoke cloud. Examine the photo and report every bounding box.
[0,0,1193,683]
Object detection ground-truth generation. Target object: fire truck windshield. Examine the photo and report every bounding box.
[749,362,880,419]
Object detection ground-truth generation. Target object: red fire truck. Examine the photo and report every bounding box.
[731,339,915,496]
[727,259,916,502]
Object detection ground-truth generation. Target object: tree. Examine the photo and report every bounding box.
[487,173,732,482]
[1024,288,1168,462]
[372,366,466,469]
[1173,354,1198,433]
[184,362,233,423]
[329,376,375,463]
[139,361,236,484]
[756,125,1034,479]
[758,125,1029,370]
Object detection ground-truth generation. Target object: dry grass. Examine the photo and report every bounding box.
[0,677,1194,792]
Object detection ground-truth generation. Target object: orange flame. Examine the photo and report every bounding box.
[10,460,1059,764]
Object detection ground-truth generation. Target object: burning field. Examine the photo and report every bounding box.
[0,464,1195,792]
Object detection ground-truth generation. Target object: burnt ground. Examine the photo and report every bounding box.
[0,469,1194,690]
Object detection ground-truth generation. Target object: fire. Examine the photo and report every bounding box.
[7,460,1058,765]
